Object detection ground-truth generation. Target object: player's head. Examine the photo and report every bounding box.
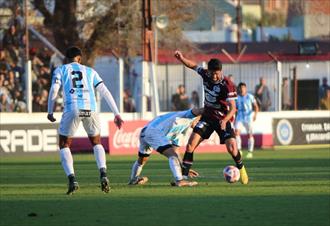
[65,46,82,63]
[178,84,185,94]
[238,82,247,96]
[259,77,266,85]
[207,58,223,82]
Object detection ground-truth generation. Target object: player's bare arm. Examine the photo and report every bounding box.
[174,50,198,70]
[221,99,236,130]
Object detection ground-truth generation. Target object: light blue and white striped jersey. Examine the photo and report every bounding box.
[236,93,256,122]
[52,62,103,113]
[147,109,196,136]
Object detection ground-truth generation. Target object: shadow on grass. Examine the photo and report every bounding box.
[0,194,329,226]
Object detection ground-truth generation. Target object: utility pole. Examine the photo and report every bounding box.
[142,0,153,62]
[142,0,159,117]
[236,0,242,54]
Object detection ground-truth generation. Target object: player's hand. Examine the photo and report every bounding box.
[188,169,200,178]
[174,50,183,60]
[47,113,56,122]
[253,115,257,121]
[114,115,124,129]
[220,120,227,130]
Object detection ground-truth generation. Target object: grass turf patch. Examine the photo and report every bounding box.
[0,148,329,226]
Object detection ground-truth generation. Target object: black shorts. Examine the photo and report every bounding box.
[193,116,235,144]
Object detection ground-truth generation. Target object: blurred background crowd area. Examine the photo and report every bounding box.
[0,0,329,113]
[0,4,62,112]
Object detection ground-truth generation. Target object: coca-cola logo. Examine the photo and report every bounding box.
[113,127,142,149]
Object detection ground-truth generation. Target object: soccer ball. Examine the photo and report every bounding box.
[223,165,240,183]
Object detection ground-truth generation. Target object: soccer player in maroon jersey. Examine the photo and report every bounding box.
[174,50,249,184]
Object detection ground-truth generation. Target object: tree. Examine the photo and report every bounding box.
[31,0,201,66]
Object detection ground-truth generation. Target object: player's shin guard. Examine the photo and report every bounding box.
[130,160,143,180]
[60,147,74,176]
[169,156,183,181]
[248,137,254,152]
[232,150,244,169]
[236,135,242,151]
[182,152,194,177]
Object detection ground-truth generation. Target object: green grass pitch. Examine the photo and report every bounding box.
[0,148,329,226]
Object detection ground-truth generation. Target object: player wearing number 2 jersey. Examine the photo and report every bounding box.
[174,50,248,184]
[47,46,124,195]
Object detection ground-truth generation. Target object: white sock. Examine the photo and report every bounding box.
[130,160,143,180]
[169,156,183,181]
[236,135,242,150]
[93,144,107,169]
[248,137,254,152]
[60,147,74,176]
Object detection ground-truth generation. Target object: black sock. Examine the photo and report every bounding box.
[100,167,107,178]
[68,174,76,182]
[232,151,244,169]
[182,152,194,176]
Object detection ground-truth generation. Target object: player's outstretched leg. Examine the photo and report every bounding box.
[128,157,149,185]
[181,152,194,179]
[225,138,249,184]
[67,174,79,195]
[167,153,197,187]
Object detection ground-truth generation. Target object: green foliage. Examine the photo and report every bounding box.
[30,0,201,65]
[243,13,260,29]
[244,11,287,29]
[262,11,287,27]
[0,148,329,226]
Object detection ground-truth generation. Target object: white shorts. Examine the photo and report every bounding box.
[234,120,253,135]
[59,110,101,137]
[138,127,172,156]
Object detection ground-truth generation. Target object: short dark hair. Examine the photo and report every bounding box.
[65,46,82,59]
[238,82,246,88]
[208,58,222,71]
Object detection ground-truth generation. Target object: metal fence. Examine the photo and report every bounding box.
[94,58,330,113]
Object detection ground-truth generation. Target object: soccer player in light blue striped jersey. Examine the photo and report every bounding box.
[235,82,259,159]
[129,108,202,187]
[47,46,124,195]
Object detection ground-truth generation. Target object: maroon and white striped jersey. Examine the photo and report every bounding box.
[195,66,237,121]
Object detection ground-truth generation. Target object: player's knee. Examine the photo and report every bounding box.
[59,135,72,149]
[89,135,101,146]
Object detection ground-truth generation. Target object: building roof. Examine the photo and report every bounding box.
[157,41,330,64]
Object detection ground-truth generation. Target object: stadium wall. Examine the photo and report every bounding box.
[0,111,328,155]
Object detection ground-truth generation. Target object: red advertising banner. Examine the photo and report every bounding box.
[108,120,227,155]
